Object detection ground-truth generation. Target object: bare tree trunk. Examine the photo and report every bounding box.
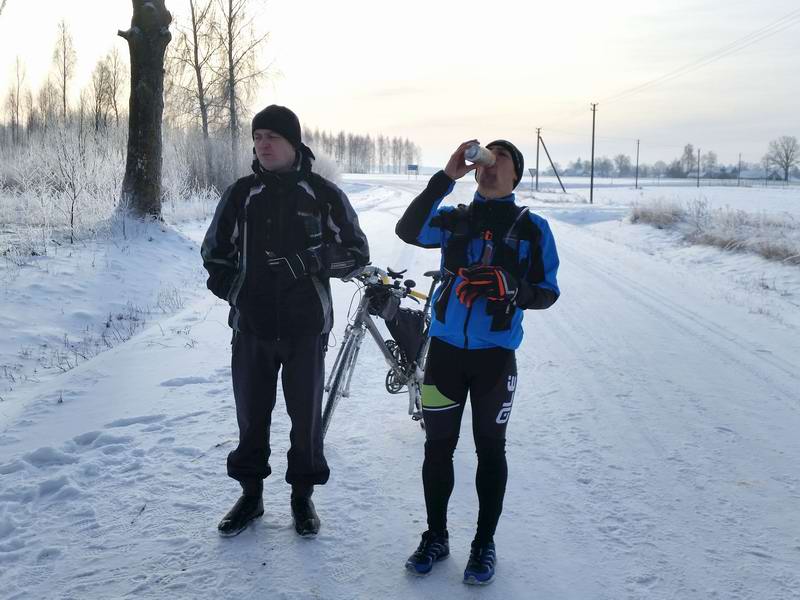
[214,0,269,179]
[118,0,172,217]
[190,0,213,185]
[226,0,239,176]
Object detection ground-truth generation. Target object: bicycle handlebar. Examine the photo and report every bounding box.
[342,265,440,302]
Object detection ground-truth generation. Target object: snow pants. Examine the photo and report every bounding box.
[227,331,330,491]
[420,337,518,544]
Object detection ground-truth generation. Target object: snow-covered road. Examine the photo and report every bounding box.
[1,177,799,599]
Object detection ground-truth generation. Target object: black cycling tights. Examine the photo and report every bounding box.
[420,338,517,544]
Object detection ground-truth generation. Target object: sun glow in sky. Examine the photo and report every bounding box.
[1,0,798,168]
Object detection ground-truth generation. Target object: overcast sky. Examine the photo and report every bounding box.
[1,0,798,168]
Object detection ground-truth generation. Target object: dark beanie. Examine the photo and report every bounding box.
[487,140,524,188]
[251,105,301,148]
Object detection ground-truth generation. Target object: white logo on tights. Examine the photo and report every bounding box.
[496,375,516,424]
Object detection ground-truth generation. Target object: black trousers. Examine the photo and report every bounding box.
[420,337,518,544]
[227,331,330,489]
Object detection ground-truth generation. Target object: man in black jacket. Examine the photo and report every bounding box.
[202,105,369,538]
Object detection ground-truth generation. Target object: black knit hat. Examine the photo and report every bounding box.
[487,139,524,188]
[251,104,301,148]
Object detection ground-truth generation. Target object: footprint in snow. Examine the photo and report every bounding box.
[105,414,166,428]
[165,410,209,424]
[160,376,213,387]
[22,447,78,468]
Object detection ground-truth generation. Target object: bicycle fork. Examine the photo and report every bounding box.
[326,324,363,396]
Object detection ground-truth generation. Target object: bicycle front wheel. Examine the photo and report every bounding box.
[322,332,358,438]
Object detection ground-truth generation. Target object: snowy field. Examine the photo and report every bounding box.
[1,175,799,599]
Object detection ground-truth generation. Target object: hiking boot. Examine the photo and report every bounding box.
[217,494,264,537]
[405,530,450,576]
[291,496,320,537]
[463,540,496,585]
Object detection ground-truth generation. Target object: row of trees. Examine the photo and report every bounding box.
[162,0,422,184]
[557,136,800,181]
[302,128,421,175]
[3,19,129,144]
[2,3,424,192]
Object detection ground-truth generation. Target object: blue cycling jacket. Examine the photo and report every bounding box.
[396,171,560,350]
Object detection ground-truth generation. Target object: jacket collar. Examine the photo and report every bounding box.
[252,150,311,189]
[474,191,515,204]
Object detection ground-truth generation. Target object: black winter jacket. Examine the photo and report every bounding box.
[202,160,369,339]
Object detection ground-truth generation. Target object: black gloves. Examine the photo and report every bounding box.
[455,265,518,307]
[265,249,323,280]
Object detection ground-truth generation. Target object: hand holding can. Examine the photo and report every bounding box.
[464,144,496,167]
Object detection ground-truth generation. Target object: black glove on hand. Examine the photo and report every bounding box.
[265,249,322,280]
[455,265,518,307]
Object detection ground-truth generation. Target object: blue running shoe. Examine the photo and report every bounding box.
[405,530,450,576]
[463,540,496,585]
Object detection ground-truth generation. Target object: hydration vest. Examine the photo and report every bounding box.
[431,200,534,331]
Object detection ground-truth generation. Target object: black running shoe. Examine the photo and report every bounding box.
[217,495,264,537]
[405,530,450,576]
[291,497,320,537]
[463,540,496,585]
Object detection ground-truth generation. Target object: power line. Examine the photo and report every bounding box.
[600,8,800,105]
[534,8,800,133]
[544,127,637,143]
[541,127,690,153]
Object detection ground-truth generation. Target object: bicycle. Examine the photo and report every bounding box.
[322,265,441,438]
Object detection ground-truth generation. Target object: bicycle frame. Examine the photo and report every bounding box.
[323,272,438,436]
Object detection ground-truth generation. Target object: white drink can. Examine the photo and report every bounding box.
[464,144,496,167]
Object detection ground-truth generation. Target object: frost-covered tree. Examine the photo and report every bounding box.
[4,57,26,144]
[90,57,113,131]
[377,134,388,173]
[214,0,270,176]
[701,150,718,176]
[613,154,632,177]
[169,0,222,185]
[652,160,668,177]
[106,48,128,127]
[567,157,585,176]
[764,136,799,182]
[37,78,60,132]
[680,143,695,177]
[53,19,77,122]
[666,159,685,178]
[595,156,613,177]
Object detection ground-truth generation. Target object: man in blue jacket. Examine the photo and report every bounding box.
[395,139,560,585]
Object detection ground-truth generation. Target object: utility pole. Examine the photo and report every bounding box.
[634,139,640,189]
[539,135,566,193]
[697,148,701,188]
[535,127,541,192]
[590,103,597,204]
[737,153,742,187]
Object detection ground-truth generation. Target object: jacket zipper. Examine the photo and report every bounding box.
[463,303,473,349]
[462,230,491,349]
[274,186,284,341]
